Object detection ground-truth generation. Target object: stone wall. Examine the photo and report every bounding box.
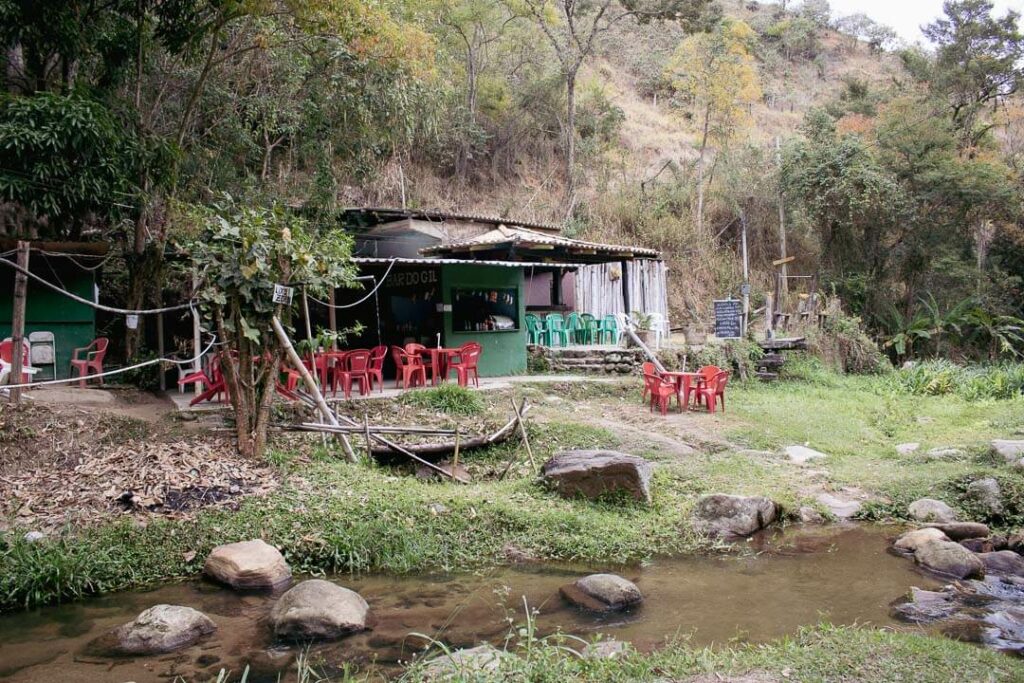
[527,345,646,375]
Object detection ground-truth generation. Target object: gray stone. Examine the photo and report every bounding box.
[102,605,216,655]
[204,539,291,591]
[541,450,653,504]
[993,440,1024,463]
[427,503,448,515]
[923,522,990,541]
[914,540,985,579]
[583,639,629,659]
[815,493,861,519]
[270,579,370,640]
[891,587,960,623]
[979,551,1024,577]
[798,506,825,524]
[422,645,505,679]
[908,498,958,523]
[560,573,643,612]
[895,443,920,456]
[22,531,45,543]
[784,445,827,464]
[923,447,965,460]
[692,494,778,538]
[965,478,1003,515]
[894,527,949,553]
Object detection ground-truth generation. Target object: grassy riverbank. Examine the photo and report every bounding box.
[2,368,1024,611]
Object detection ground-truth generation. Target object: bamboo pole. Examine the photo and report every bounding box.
[452,427,461,473]
[300,423,459,436]
[271,315,357,462]
[8,241,29,403]
[511,398,536,474]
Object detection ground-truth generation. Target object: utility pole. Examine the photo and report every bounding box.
[775,137,789,296]
[9,240,30,403]
[740,210,750,337]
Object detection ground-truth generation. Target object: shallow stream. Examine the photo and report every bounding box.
[0,525,943,682]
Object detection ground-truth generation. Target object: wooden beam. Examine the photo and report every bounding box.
[772,255,796,267]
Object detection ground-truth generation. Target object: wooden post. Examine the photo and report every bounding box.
[363,412,372,461]
[9,240,29,402]
[157,310,166,391]
[271,315,357,463]
[327,288,337,350]
[511,397,537,474]
[302,286,314,347]
[192,271,203,396]
[740,211,750,337]
[452,427,460,473]
[775,137,789,296]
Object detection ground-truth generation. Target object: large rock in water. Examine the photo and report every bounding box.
[908,498,958,523]
[541,450,653,504]
[100,605,216,655]
[422,645,505,679]
[692,494,778,538]
[923,522,990,541]
[914,540,985,579]
[979,551,1024,577]
[560,573,643,612]
[204,539,291,591]
[270,579,370,640]
[894,527,949,553]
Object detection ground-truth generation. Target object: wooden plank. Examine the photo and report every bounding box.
[772,255,796,267]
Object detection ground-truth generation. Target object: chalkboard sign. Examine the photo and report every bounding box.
[714,299,743,339]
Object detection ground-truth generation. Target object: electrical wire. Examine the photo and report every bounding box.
[0,255,196,314]
[306,258,397,310]
[0,334,218,391]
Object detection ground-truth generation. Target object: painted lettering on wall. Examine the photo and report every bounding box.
[390,269,438,288]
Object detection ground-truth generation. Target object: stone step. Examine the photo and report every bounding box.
[755,371,779,382]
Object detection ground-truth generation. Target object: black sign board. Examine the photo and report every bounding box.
[714,299,743,339]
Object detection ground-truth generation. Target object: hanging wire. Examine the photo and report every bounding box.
[305,258,397,310]
[0,256,196,314]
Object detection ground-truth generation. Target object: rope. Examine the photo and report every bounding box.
[37,249,115,272]
[0,256,196,314]
[306,258,397,310]
[0,334,218,391]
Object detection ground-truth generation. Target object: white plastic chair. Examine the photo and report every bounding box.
[647,313,666,350]
[28,331,56,381]
[614,312,629,346]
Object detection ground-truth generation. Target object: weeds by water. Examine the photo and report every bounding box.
[886,360,1024,400]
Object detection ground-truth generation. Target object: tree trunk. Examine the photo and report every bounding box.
[564,67,578,212]
[695,106,711,236]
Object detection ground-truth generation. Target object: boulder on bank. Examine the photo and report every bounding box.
[895,443,920,456]
[560,573,642,612]
[894,527,948,553]
[993,440,1024,463]
[914,540,985,579]
[784,445,827,464]
[923,522,990,541]
[815,492,861,519]
[583,639,630,659]
[908,498,958,523]
[891,586,959,623]
[270,579,370,640]
[541,450,653,504]
[965,478,1003,516]
[204,539,291,591]
[923,447,965,460]
[979,551,1024,577]
[692,494,778,538]
[99,604,216,655]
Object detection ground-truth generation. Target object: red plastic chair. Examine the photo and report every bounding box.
[0,339,32,384]
[643,372,678,415]
[70,337,109,388]
[446,343,482,387]
[405,343,438,385]
[367,345,387,392]
[333,350,371,399]
[695,371,730,413]
[188,353,229,406]
[640,361,658,404]
[394,347,426,389]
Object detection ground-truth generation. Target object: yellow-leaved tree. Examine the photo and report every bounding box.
[667,19,761,235]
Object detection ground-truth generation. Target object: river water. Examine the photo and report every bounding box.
[0,525,940,682]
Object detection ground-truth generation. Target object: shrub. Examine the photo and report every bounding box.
[886,360,1024,400]
[685,338,764,380]
[806,306,889,374]
[400,384,485,415]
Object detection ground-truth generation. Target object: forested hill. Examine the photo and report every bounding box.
[1,0,1022,360]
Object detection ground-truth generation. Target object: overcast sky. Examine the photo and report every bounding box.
[825,0,1023,44]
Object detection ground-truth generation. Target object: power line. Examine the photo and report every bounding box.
[306,258,397,310]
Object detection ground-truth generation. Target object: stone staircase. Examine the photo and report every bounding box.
[528,346,646,375]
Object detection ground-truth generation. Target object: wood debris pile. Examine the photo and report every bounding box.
[1,439,279,531]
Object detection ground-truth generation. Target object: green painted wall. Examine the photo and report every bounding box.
[1,261,96,380]
[442,265,526,377]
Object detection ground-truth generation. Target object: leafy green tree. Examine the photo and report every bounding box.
[667,19,761,235]
[179,200,356,459]
[922,0,1024,148]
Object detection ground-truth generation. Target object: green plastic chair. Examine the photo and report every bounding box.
[579,313,598,345]
[597,314,618,345]
[545,313,569,347]
[566,312,584,345]
[525,314,547,345]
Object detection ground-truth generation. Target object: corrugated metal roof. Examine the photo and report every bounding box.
[420,225,661,258]
[343,207,564,234]
[352,256,579,269]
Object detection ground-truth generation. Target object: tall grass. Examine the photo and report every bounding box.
[400,385,484,415]
[885,360,1024,400]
